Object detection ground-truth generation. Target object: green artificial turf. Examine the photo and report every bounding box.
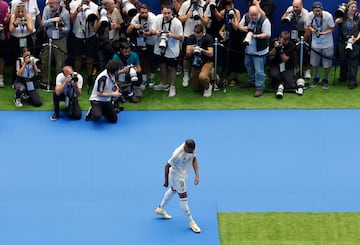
[1,68,360,110]
[218,212,360,244]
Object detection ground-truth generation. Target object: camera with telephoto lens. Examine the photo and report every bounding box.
[243,28,254,45]
[81,3,98,22]
[26,56,39,65]
[226,8,235,19]
[159,31,168,55]
[127,65,138,82]
[335,3,347,18]
[283,11,295,23]
[192,5,200,20]
[208,0,217,10]
[99,5,110,27]
[346,36,354,51]
[122,0,137,18]
[71,72,79,82]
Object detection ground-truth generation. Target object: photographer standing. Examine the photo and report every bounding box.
[112,41,142,103]
[85,60,122,123]
[51,66,83,121]
[185,24,213,97]
[151,5,183,97]
[306,1,335,89]
[41,0,71,90]
[14,48,42,107]
[238,4,271,97]
[335,0,360,89]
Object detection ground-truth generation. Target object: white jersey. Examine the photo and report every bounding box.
[152,14,183,58]
[168,143,196,179]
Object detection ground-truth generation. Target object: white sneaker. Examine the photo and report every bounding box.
[189,221,201,233]
[148,78,155,88]
[14,98,23,107]
[182,76,189,87]
[0,76,4,88]
[168,85,176,97]
[155,207,172,219]
[203,84,212,97]
[304,69,311,79]
[153,83,169,91]
[296,87,304,96]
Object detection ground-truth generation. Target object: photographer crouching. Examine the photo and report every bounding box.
[112,41,143,103]
[185,24,214,97]
[51,66,83,121]
[269,31,304,99]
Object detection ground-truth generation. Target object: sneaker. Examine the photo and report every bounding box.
[168,85,176,97]
[148,78,155,88]
[14,98,23,107]
[309,78,320,88]
[203,84,212,97]
[153,83,169,91]
[304,69,311,79]
[155,207,172,219]
[140,82,146,91]
[322,79,329,89]
[85,106,92,121]
[189,221,201,233]
[276,84,284,99]
[182,76,189,87]
[296,87,304,96]
[0,76,4,88]
[50,113,59,121]
[254,89,264,97]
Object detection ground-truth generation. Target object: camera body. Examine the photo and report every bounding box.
[19,17,27,27]
[276,42,283,51]
[335,3,347,18]
[226,9,235,19]
[283,11,295,23]
[159,31,168,55]
[315,28,321,38]
[71,72,79,82]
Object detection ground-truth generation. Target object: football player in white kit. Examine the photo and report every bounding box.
[155,139,201,233]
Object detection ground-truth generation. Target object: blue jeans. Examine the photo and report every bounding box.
[245,54,267,90]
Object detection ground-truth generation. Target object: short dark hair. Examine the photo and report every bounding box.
[105,60,121,74]
[120,42,131,50]
[194,24,204,33]
[185,139,196,150]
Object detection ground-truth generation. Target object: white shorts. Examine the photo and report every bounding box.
[170,171,187,194]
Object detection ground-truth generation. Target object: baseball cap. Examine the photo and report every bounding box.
[312,1,323,9]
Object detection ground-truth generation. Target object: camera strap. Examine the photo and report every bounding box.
[311,14,323,31]
[161,16,173,32]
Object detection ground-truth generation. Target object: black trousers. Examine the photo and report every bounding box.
[90,100,117,123]
[53,92,82,120]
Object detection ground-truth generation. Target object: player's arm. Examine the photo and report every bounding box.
[192,157,199,185]
[163,163,171,187]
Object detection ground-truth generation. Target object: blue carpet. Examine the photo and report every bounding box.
[1,110,360,244]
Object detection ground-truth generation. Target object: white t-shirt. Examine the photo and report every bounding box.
[130,12,157,45]
[56,72,84,97]
[306,10,335,49]
[70,0,98,38]
[152,14,183,58]
[168,143,196,179]
[178,0,210,37]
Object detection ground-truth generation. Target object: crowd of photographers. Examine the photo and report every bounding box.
[0,0,359,122]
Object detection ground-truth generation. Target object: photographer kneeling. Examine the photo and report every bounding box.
[269,30,304,99]
[51,66,83,121]
[112,42,143,103]
[14,48,42,107]
[185,24,214,97]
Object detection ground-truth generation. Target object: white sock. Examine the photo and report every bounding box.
[160,188,176,209]
[180,197,194,222]
[184,70,189,79]
[142,74,147,82]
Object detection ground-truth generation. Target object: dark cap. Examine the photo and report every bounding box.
[312,1,323,9]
